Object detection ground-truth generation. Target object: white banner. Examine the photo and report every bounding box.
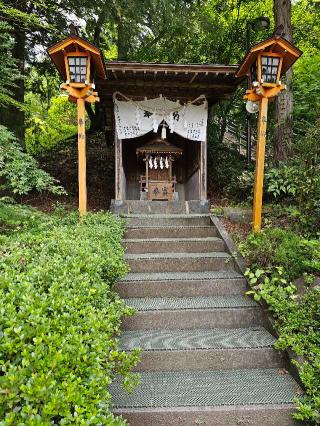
[114,96,208,142]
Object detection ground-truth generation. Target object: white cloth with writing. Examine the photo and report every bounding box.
[114,96,208,142]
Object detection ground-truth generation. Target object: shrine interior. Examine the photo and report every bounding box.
[121,131,201,201]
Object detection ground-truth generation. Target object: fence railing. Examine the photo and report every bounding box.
[224,122,257,160]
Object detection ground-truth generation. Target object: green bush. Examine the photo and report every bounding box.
[243,226,320,424]
[238,164,301,200]
[0,202,139,425]
[239,228,320,281]
[245,266,320,424]
[0,125,65,196]
[25,95,78,155]
[238,120,320,232]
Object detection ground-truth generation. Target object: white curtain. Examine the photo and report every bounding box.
[114,95,208,142]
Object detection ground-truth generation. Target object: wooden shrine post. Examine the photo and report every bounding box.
[77,98,87,215]
[252,97,268,231]
[236,35,302,231]
[47,33,106,215]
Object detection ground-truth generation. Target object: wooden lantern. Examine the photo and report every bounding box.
[48,34,106,215]
[236,36,302,231]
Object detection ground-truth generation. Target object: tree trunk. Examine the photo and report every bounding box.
[84,12,108,134]
[85,102,105,134]
[272,0,293,164]
[117,19,128,61]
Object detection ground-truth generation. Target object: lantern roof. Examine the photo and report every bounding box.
[236,36,302,78]
[47,35,107,81]
[136,136,183,156]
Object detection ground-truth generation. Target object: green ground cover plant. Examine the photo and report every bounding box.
[0,201,139,425]
[239,228,320,281]
[240,229,320,424]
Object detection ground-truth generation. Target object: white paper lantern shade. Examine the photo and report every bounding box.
[261,56,280,83]
[67,56,88,83]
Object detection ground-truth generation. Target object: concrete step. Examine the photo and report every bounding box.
[111,368,301,425]
[111,200,210,215]
[124,214,212,227]
[120,327,285,371]
[124,225,219,239]
[123,237,226,253]
[122,296,264,330]
[125,252,236,273]
[114,405,299,426]
[116,271,247,297]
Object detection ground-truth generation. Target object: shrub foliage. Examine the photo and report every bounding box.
[0,125,65,196]
[0,203,139,425]
[241,229,320,423]
[239,228,320,281]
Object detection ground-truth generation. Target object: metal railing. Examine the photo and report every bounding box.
[224,122,257,160]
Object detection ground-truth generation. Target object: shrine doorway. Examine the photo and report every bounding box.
[116,131,206,202]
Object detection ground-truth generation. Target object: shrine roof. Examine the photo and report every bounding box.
[97,61,245,104]
[136,137,183,156]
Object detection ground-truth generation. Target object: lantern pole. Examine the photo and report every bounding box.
[77,97,87,215]
[59,80,99,217]
[236,34,302,232]
[252,96,268,231]
[47,34,104,217]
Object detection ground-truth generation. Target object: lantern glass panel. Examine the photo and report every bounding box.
[68,56,87,83]
[261,56,280,83]
[250,60,258,84]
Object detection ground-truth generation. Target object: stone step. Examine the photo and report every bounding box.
[122,296,264,330]
[120,328,284,371]
[125,252,236,273]
[123,237,226,253]
[111,368,301,425]
[126,295,257,311]
[124,225,219,239]
[114,405,299,426]
[111,200,210,215]
[116,271,247,297]
[124,214,212,227]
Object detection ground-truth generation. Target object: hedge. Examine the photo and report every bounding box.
[0,203,139,425]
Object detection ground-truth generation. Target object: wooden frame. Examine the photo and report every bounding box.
[48,35,106,82]
[236,36,302,80]
[200,136,207,201]
[115,134,126,201]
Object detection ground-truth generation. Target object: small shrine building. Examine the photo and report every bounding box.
[47,33,301,217]
[96,62,244,212]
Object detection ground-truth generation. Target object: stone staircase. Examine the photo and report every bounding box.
[111,214,301,425]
